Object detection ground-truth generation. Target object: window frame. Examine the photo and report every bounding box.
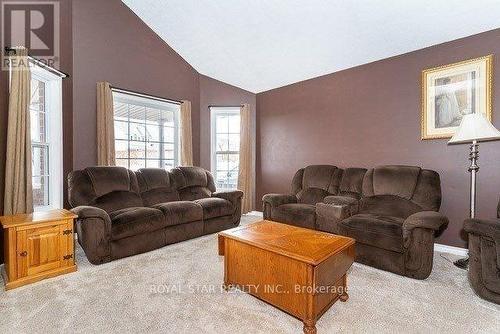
[210,106,241,191]
[112,91,181,170]
[30,65,63,212]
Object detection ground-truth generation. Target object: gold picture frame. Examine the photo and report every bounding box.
[421,55,493,140]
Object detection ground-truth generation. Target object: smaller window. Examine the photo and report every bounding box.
[29,65,63,211]
[210,107,241,190]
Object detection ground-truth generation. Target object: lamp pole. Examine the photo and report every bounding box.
[447,113,500,269]
[454,139,479,269]
[468,140,479,219]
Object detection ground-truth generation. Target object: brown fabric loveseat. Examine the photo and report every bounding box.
[262,165,366,229]
[68,166,242,264]
[263,165,449,279]
[464,199,500,304]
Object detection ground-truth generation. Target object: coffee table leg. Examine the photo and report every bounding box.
[222,271,230,291]
[339,274,349,302]
[222,237,229,291]
[303,320,317,334]
[218,235,225,256]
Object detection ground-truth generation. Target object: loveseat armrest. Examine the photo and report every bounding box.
[316,198,358,234]
[323,195,359,212]
[464,218,500,240]
[71,206,112,264]
[403,211,449,239]
[262,194,297,220]
[262,194,297,208]
[212,190,244,207]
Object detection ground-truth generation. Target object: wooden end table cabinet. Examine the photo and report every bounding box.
[219,220,355,334]
[1,209,77,290]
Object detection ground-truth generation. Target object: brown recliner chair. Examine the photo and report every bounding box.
[320,166,449,279]
[464,199,500,304]
[68,166,242,264]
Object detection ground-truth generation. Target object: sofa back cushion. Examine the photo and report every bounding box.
[171,166,216,201]
[360,165,441,218]
[338,168,367,199]
[292,165,343,205]
[136,168,180,206]
[68,166,143,213]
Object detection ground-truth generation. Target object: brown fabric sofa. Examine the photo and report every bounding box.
[68,166,242,264]
[464,199,500,304]
[263,165,449,279]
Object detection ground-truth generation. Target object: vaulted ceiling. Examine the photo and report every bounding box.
[122,0,500,93]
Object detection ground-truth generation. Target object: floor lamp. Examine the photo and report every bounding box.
[448,113,500,269]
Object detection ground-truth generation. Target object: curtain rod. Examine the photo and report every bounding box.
[4,47,69,78]
[110,86,182,105]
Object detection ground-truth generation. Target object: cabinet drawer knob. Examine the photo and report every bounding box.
[19,251,27,257]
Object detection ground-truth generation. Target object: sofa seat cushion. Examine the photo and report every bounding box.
[194,197,234,219]
[152,201,203,225]
[109,207,166,240]
[339,214,404,253]
[271,203,316,229]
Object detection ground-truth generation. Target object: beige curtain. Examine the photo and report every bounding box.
[96,82,115,166]
[180,100,193,166]
[238,104,254,213]
[4,47,33,215]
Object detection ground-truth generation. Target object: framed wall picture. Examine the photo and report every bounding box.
[421,55,493,140]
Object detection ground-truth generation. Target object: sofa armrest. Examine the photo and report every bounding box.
[403,211,449,239]
[71,206,112,264]
[212,190,244,207]
[323,196,359,213]
[72,206,111,223]
[464,218,500,240]
[262,194,297,208]
[316,199,357,234]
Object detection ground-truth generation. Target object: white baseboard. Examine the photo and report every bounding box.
[247,211,263,217]
[244,210,467,256]
[434,243,467,256]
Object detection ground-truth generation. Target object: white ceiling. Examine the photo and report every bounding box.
[122,0,500,93]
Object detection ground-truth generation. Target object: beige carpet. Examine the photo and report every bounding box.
[1,214,499,333]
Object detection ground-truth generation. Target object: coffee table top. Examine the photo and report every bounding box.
[219,220,355,265]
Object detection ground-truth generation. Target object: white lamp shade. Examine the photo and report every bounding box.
[448,113,500,145]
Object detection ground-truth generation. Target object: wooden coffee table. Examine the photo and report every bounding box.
[218,220,355,334]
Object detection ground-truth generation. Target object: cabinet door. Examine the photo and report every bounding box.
[17,225,62,278]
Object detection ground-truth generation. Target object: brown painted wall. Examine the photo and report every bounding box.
[61,0,74,209]
[72,0,201,169]
[199,74,256,172]
[256,28,500,248]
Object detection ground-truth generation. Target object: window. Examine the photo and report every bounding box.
[113,91,180,170]
[210,107,240,190]
[29,66,63,211]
